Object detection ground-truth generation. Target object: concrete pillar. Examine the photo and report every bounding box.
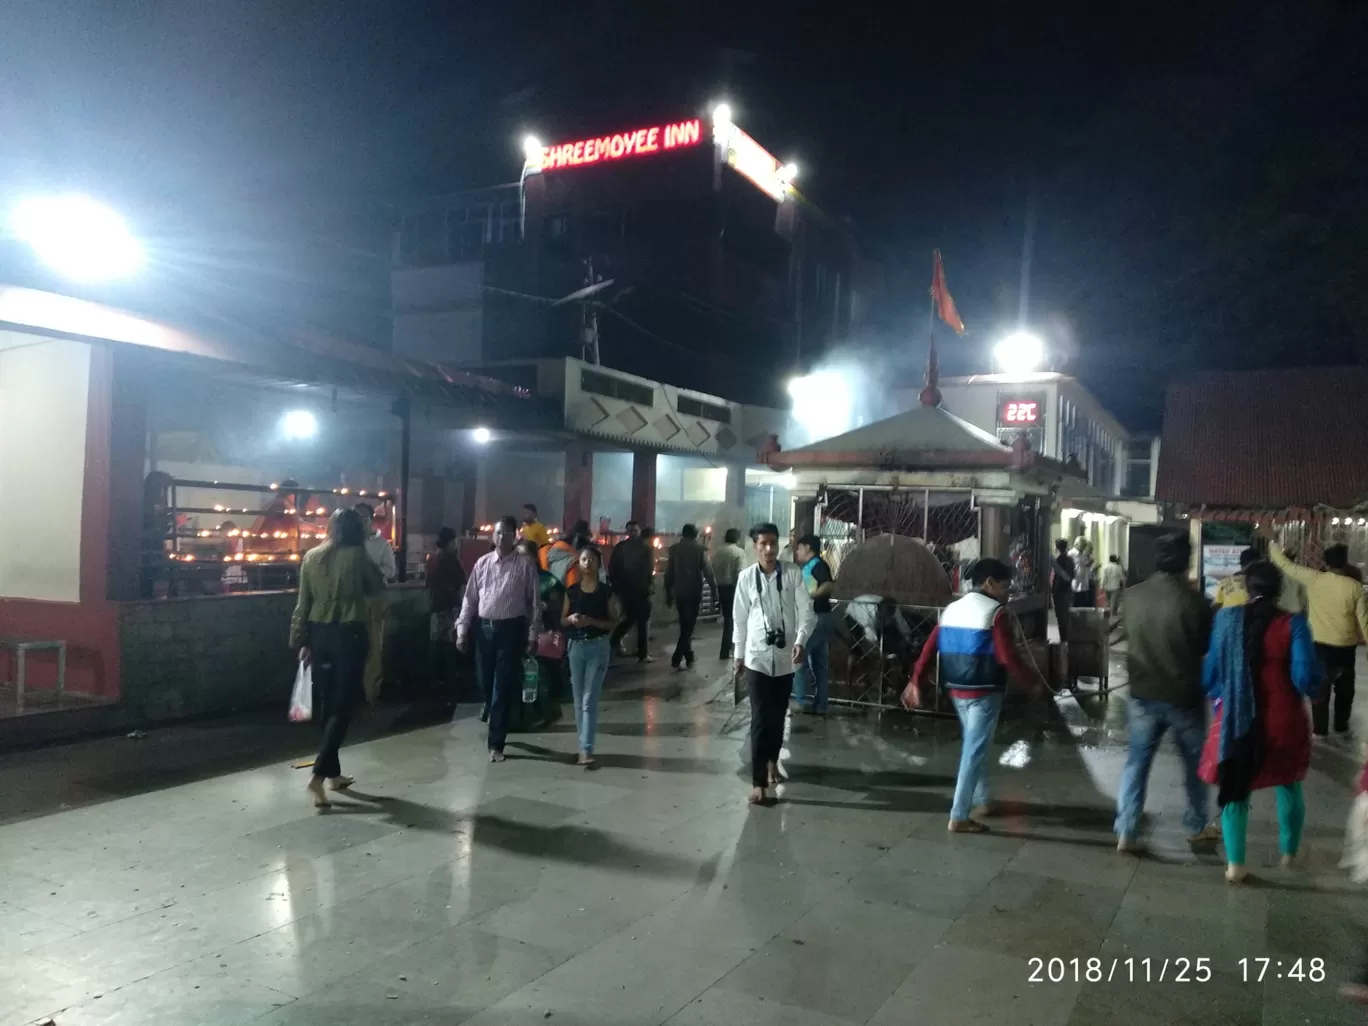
[725,462,746,509]
[630,450,657,527]
[105,348,148,601]
[564,442,593,530]
[473,451,490,529]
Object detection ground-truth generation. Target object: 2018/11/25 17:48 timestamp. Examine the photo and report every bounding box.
[1240,958,1326,982]
[1028,957,1327,983]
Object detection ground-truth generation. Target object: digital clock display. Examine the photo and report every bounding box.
[1000,398,1040,425]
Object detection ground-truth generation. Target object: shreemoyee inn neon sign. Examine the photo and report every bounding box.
[529,118,703,172]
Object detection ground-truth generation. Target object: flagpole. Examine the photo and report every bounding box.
[921,250,941,407]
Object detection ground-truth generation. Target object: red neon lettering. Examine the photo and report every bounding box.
[537,118,704,170]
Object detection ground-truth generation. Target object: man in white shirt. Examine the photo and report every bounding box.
[733,522,816,805]
[355,502,396,702]
[1100,554,1126,623]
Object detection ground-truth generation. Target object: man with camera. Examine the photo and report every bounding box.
[733,522,816,804]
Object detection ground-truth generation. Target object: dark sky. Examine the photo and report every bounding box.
[2,1,1364,429]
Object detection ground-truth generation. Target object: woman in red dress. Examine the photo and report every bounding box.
[1200,561,1321,883]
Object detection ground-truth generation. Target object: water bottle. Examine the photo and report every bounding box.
[521,655,539,705]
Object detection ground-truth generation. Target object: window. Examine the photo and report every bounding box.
[677,396,732,423]
[581,369,654,406]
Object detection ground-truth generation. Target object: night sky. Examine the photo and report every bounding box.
[2,1,1364,429]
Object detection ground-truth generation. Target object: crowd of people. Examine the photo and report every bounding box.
[288,506,1368,883]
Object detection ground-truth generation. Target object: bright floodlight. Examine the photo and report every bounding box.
[522,134,543,162]
[281,410,318,440]
[11,194,143,280]
[779,162,799,181]
[471,426,492,444]
[787,370,853,440]
[993,331,1046,376]
[712,102,733,126]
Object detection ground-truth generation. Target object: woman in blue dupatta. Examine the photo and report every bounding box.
[1200,561,1321,883]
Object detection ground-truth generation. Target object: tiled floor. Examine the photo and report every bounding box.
[2,625,1367,1025]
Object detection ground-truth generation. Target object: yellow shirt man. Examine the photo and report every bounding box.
[519,507,550,548]
[1270,543,1368,648]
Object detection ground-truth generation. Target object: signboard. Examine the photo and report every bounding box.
[1000,398,1040,425]
[1201,543,1245,601]
[723,125,788,200]
[997,393,1045,428]
[529,119,703,172]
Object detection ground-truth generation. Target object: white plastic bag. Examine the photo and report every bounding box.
[289,660,313,723]
[1340,792,1368,883]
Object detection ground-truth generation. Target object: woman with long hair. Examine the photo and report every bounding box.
[1200,560,1320,882]
[562,545,618,766]
[290,507,384,808]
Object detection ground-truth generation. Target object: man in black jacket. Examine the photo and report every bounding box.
[665,524,717,669]
[609,521,655,662]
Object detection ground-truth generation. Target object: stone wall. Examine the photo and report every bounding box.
[118,586,433,722]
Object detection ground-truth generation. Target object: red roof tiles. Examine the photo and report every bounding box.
[1156,367,1368,507]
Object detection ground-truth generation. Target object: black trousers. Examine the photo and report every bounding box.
[747,668,794,788]
[611,591,651,659]
[311,622,369,779]
[1052,590,1072,643]
[673,595,701,666]
[718,584,737,658]
[1314,642,1357,735]
[475,617,527,752]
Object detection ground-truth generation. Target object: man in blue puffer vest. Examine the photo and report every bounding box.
[903,558,1043,833]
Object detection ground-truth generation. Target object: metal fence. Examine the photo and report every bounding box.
[826,597,945,713]
[815,487,983,591]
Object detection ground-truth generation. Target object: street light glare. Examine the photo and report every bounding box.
[779,162,799,181]
[711,102,733,126]
[471,426,492,444]
[522,134,543,162]
[11,195,143,280]
[281,410,318,440]
[993,331,1046,376]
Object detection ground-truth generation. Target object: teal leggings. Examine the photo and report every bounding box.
[1221,782,1305,865]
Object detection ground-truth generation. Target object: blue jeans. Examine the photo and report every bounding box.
[951,693,1003,821]
[794,612,834,712]
[568,636,611,754]
[1114,697,1209,838]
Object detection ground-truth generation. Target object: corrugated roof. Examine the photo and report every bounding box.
[1156,366,1368,507]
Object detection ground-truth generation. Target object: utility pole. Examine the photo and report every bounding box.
[580,257,601,364]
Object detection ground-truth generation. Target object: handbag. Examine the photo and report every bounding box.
[536,630,566,660]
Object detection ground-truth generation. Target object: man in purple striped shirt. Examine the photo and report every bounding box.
[456,516,539,761]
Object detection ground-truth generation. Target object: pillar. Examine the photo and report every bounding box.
[564,442,593,530]
[105,347,148,601]
[725,462,746,511]
[630,450,657,528]
[473,451,490,529]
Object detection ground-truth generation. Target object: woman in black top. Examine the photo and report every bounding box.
[561,546,618,766]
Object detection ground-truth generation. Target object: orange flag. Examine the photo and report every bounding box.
[930,249,965,335]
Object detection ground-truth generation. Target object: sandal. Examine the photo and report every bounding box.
[748,786,768,805]
[947,819,989,834]
[307,778,330,808]
[327,775,355,791]
[489,750,507,763]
